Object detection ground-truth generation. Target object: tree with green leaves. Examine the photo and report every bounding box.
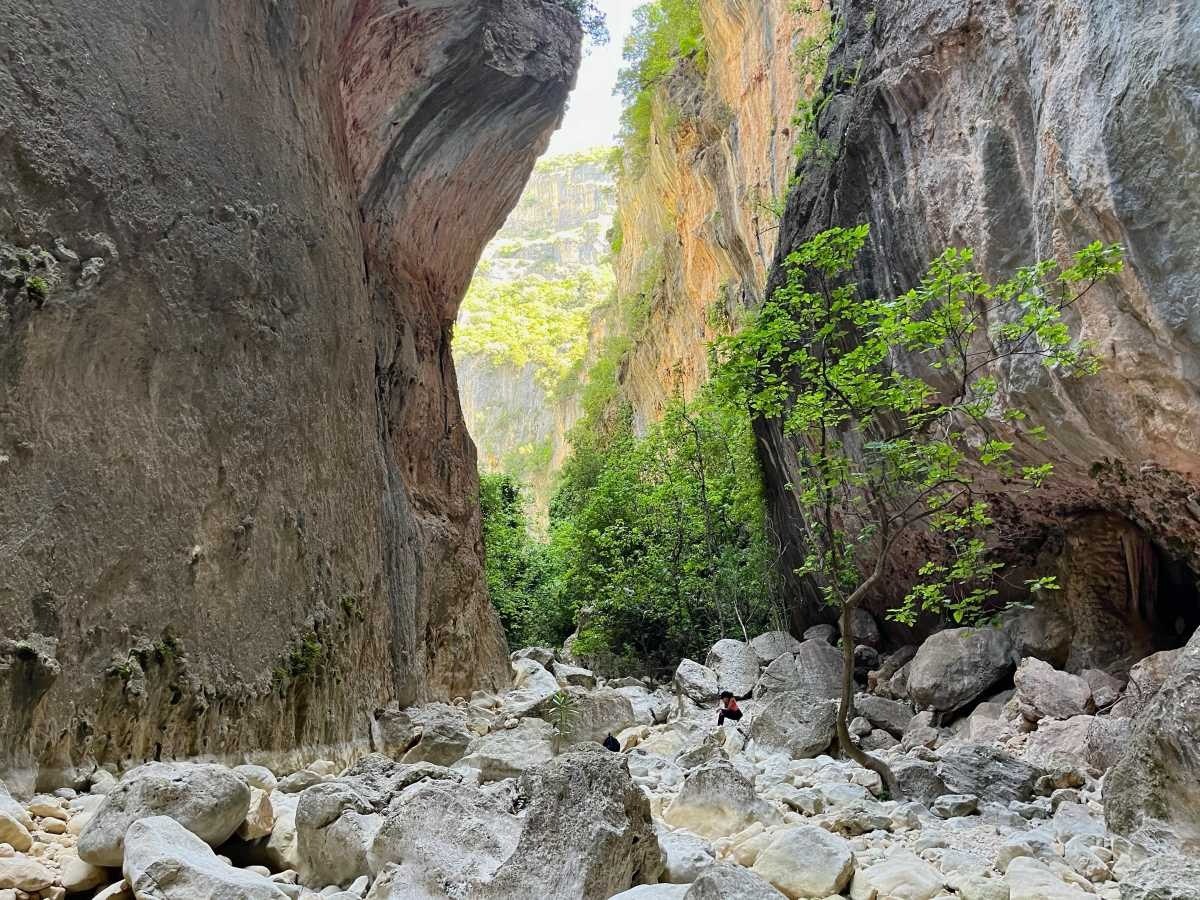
[713,225,1123,796]
[556,0,609,46]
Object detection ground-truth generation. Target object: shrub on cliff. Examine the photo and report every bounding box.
[712,225,1123,796]
[616,0,706,165]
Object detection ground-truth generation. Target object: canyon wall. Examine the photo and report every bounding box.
[610,0,815,433]
[763,0,1200,660]
[0,0,580,788]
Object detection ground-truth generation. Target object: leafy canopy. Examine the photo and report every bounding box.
[713,225,1124,627]
[455,267,613,393]
[615,0,705,164]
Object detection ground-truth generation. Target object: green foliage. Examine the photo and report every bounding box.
[713,226,1124,631]
[534,146,613,175]
[26,275,48,300]
[554,0,609,45]
[791,2,839,164]
[616,0,706,165]
[547,385,782,666]
[608,215,625,256]
[548,690,579,753]
[455,267,613,393]
[480,473,574,648]
[272,633,325,688]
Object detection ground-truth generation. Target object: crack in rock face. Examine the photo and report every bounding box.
[0,0,580,787]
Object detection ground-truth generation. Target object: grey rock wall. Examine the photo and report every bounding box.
[764,0,1200,654]
[0,0,580,787]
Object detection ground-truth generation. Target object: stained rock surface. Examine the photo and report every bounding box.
[0,0,581,784]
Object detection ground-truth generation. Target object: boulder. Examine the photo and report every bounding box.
[1084,715,1134,771]
[277,770,325,794]
[0,783,32,832]
[533,686,636,745]
[123,816,288,899]
[0,813,31,853]
[552,661,596,689]
[1118,854,1200,900]
[511,646,556,667]
[1119,648,1183,717]
[685,864,788,899]
[1000,603,1073,669]
[611,887,690,900]
[264,792,300,871]
[751,825,854,898]
[368,779,521,892]
[618,685,672,726]
[932,794,979,818]
[398,703,474,766]
[1014,658,1094,720]
[295,781,381,887]
[753,653,802,699]
[844,607,881,648]
[505,658,561,716]
[78,762,252,867]
[237,786,276,841]
[907,626,1014,715]
[1081,669,1124,709]
[481,746,662,898]
[803,624,837,644]
[793,639,843,701]
[751,691,837,759]
[1003,856,1092,900]
[750,632,803,665]
[900,710,942,750]
[1023,715,1094,770]
[705,639,759,698]
[234,765,278,793]
[457,717,555,782]
[849,850,943,900]
[891,758,946,806]
[663,761,780,840]
[937,744,1042,803]
[854,693,914,737]
[675,659,720,703]
[1106,627,1200,850]
[60,853,108,893]
[656,826,715,883]
[0,856,54,892]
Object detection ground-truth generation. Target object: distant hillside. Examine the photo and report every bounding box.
[454,147,616,525]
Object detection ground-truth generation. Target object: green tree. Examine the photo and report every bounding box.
[550,384,782,667]
[713,225,1123,795]
[479,474,572,648]
[615,0,705,164]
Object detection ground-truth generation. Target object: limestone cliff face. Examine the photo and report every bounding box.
[764,0,1200,661]
[0,0,579,787]
[611,0,815,433]
[455,151,614,522]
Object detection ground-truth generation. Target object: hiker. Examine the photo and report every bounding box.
[717,691,742,726]
[602,732,620,752]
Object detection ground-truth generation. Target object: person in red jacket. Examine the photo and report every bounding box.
[717,691,742,726]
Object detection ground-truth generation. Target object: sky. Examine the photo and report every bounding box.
[547,1,642,155]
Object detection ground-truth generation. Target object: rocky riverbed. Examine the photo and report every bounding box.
[1,619,1198,900]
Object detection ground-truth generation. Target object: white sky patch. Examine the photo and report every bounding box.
[547,1,644,154]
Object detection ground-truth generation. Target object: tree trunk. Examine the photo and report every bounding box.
[836,603,901,798]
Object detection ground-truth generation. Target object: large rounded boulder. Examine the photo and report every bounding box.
[78,762,251,867]
[907,626,1014,715]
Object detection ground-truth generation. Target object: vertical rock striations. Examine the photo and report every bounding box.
[761,0,1200,648]
[609,0,815,432]
[0,0,580,786]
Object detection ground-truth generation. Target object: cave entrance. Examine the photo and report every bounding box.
[1058,512,1200,673]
